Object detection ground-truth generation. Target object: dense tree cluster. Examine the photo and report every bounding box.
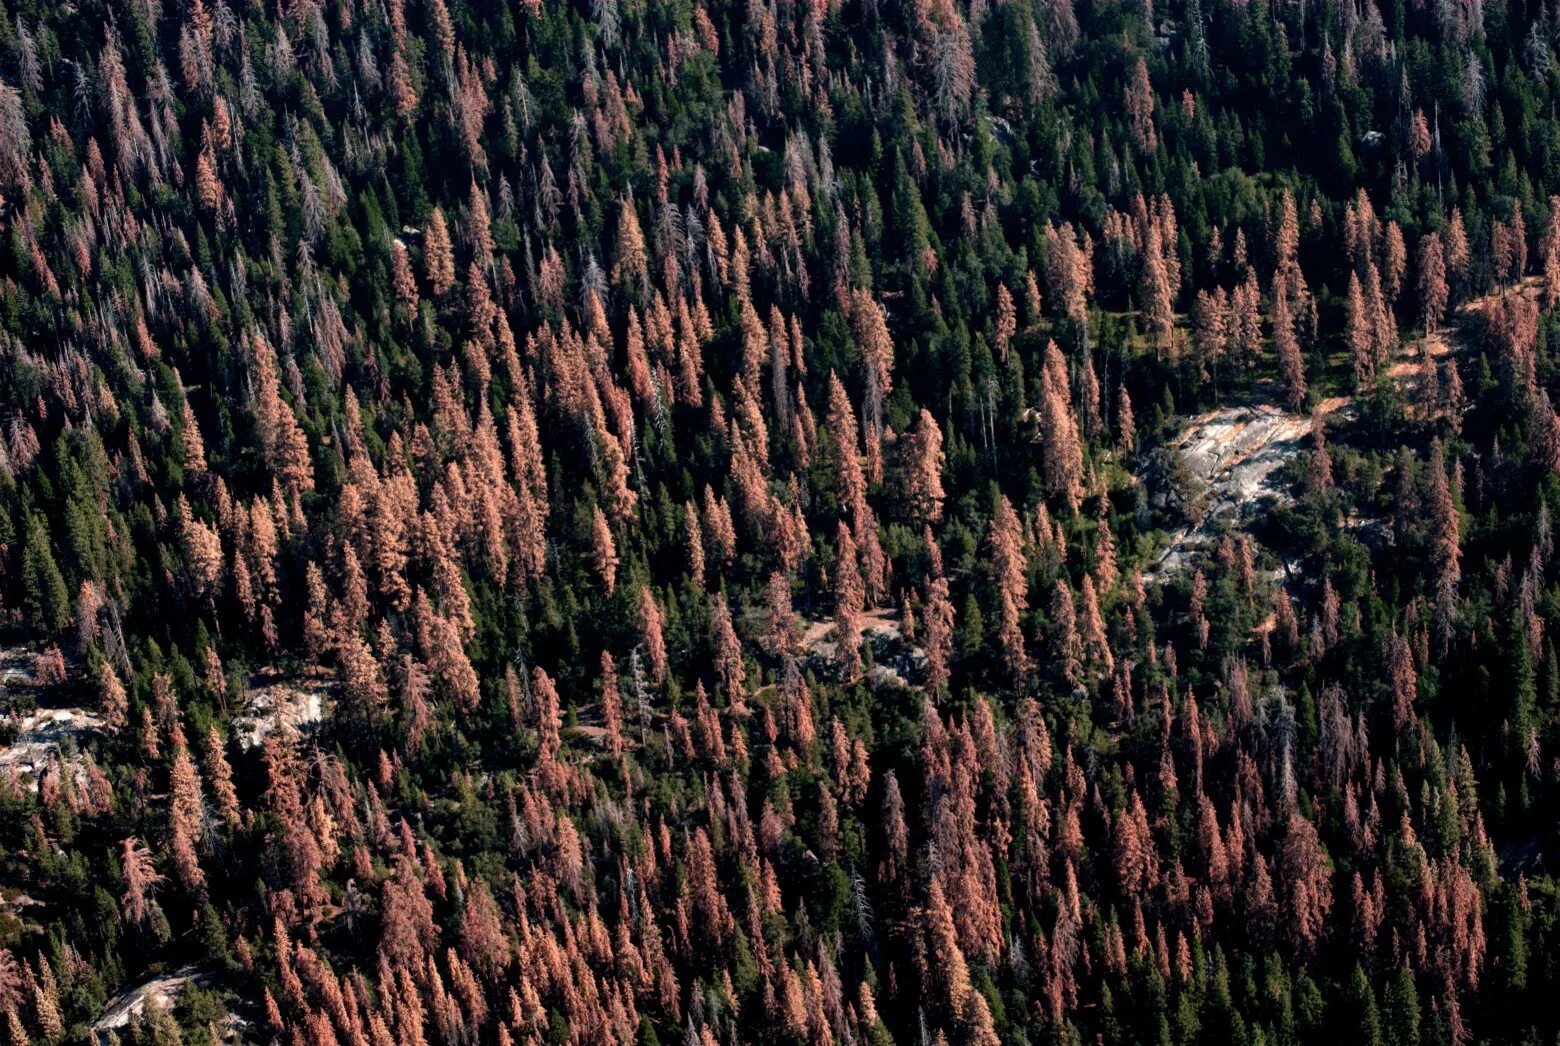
[7,0,1560,1043]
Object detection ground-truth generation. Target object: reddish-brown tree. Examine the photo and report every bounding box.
[1124,57,1157,153]
[1273,293,1307,410]
[120,836,164,925]
[1419,231,1449,335]
[424,206,456,296]
[833,523,866,668]
[990,496,1029,680]
[903,408,946,523]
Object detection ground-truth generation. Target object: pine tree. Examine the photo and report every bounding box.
[1140,221,1175,347]
[852,290,896,470]
[1447,208,1472,298]
[922,878,974,1015]
[1124,57,1157,153]
[459,878,510,977]
[1366,260,1397,368]
[1418,232,1449,336]
[391,238,420,316]
[590,506,618,595]
[1543,196,1560,307]
[1193,287,1230,379]
[1114,791,1155,895]
[904,408,946,523]
[994,283,1018,361]
[99,662,128,731]
[178,495,224,602]
[424,206,456,296]
[20,519,70,634]
[169,735,209,895]
[1306,420,1334,495]
[1383,221,1407,302]
[989,496,1029,680]
[1383,964,1421,1046]
[1045,222,1093,324]
[1231,268,1265,365]
[1049,579,1083,683]
[1343,964,1383,1046]
[639,586,669,685]
[923,529,956,696]
[1274,293,1307,410]
[1274,188,1309,310]
[205,727,241,828]
[711,593,747,699]
[614,196,649,298]
[1429,439,1461,614]
[120,836,165,925]
[834,523,866,667]
[1039,342,1085,509]
[1347,270,1375,385]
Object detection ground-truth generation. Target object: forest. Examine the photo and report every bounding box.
[6,0,1560,1041]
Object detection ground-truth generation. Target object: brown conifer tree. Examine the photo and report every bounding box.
[1193,287,1229,379]
[994,282,1017,360]
[1039,342,1085,509]
[1140,221,1175,347]
[1447,207,1472,297]
[590,506,618,595]
[1045,222,1092,324]
[851,290,895,471]
[120,836,165,925]
[1273,293,1307,410]
[1231,268,1265,365]
[711,593,747,698]
[205,727,241,828]
[424,206,456,296]
[922,529,956,697]
[1383,221,1407,302]
[989,496,1029,680]
[1419,231,1449,335]
[639,586,669,685]
[1273,188,1309,310]
[99,662,128,731]
[1124,57,1157,153]
[904,408,946,523]
[169,735,208,895]
[1346,271,1374,385]
[1428,439,1461,616]
[833,523,866,668]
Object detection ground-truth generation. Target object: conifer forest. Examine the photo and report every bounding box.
[16,0,1560,1041]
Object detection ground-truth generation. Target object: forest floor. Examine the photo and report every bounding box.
[800,607,926,687]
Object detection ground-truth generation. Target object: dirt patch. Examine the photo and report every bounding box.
[1386,332,1455,381]
[801,607,923,686]
[233,673,330,749]
[801,607,902,653]
[1387,281,1534,392]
